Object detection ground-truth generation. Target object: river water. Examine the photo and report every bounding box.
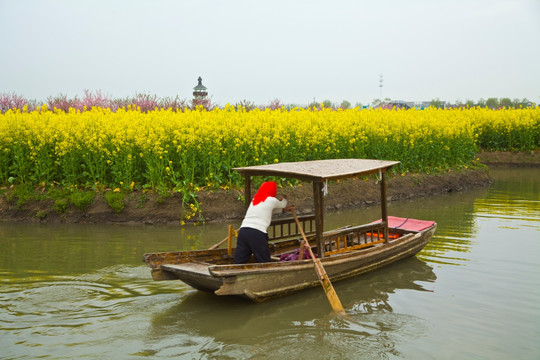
[1,168,539,359]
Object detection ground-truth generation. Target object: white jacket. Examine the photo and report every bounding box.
[240,197,288,233]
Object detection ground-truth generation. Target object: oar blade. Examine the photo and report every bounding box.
[317,262,346,314]
[290,209,346,315]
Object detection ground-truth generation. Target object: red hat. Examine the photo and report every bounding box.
[252,181,277,205]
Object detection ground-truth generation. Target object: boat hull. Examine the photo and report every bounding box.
[146,224,436,302]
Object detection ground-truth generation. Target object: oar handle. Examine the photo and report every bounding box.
[289,210,310,247]
[289,211,315,259]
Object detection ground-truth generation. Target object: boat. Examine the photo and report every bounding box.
[143,159,437,303]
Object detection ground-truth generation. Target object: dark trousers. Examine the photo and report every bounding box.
[233,227,271,263]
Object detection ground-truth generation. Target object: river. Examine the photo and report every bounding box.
[1,167,539,359]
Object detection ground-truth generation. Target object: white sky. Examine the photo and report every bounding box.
[1,0,539,106]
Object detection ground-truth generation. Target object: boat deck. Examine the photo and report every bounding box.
[161,262,211,276]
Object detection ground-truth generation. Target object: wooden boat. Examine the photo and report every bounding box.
[143,159,437,302]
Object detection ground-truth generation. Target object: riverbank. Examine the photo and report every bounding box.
[475,150,540,167]
[0,152,537,225]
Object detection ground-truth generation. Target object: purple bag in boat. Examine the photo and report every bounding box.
[279,248,317,262]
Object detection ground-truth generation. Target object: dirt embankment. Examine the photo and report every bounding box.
[0,151,537,225]
[475,150,540,167]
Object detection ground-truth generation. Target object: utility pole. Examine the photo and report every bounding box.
[379,74,383,99]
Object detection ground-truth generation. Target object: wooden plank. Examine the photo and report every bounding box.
[325,238,385,256]
[161,262,211,276]
[323,222,383,236]
[143,249,229,268]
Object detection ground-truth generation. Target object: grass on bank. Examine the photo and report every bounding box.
[2,185,99,214]
[0,161,493,224]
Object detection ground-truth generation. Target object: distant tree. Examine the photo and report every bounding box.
[322,100,332,108]
[308,101,320,110]
[477,98,486,107]
[234,99,256,111]
[132,93,158,112]
[340,100,351,109]
[465,99,475,108]
[266,98,283,110]
[486,98,499,109]
[285,104,300,110]
[0,92,29,113]
[499,97,512,108]
[354,102,363,109]
[110,96,131,111]
[160,95,188,111]
[431,98,443,108]
[47,93,80,112]
[519,98,531,107]
[511,98,530,108]
[82,89,111,109]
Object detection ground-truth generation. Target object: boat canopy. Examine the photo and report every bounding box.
[234,159,401,258]
[233,159,400,181]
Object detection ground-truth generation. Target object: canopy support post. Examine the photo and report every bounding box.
[380,171,389,243]
[313,180,325,258]
[244,175,252,210]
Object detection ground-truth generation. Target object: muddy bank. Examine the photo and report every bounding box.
[1,167,493,225]
[476,150,540,167]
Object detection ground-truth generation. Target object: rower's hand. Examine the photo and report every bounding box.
[284,205,295,213]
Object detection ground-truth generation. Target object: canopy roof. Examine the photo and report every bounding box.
[233,159,400,182]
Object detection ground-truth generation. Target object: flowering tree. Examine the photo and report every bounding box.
[0,92,27,113]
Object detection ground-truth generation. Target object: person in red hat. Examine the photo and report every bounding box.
[234,181,293,263]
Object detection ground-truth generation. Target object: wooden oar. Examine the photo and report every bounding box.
[289,209,346,315]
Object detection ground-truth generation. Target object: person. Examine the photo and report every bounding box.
[233,181,293,263]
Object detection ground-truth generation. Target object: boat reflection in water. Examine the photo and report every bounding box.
[147,257,435,358]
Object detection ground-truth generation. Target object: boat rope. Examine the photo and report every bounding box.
[322,179,329,196]
[375,169,382,184]
[394,217,409,229]
[391,217,409,236]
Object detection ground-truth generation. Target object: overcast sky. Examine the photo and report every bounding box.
[1,0,539,106]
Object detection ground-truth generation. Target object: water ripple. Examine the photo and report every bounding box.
[0,265,187,351]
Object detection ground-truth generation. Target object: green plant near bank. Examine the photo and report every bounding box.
[104,191,125,213]
[2,183,45,209]
[2,185,96,213]
[69,190,95,210]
